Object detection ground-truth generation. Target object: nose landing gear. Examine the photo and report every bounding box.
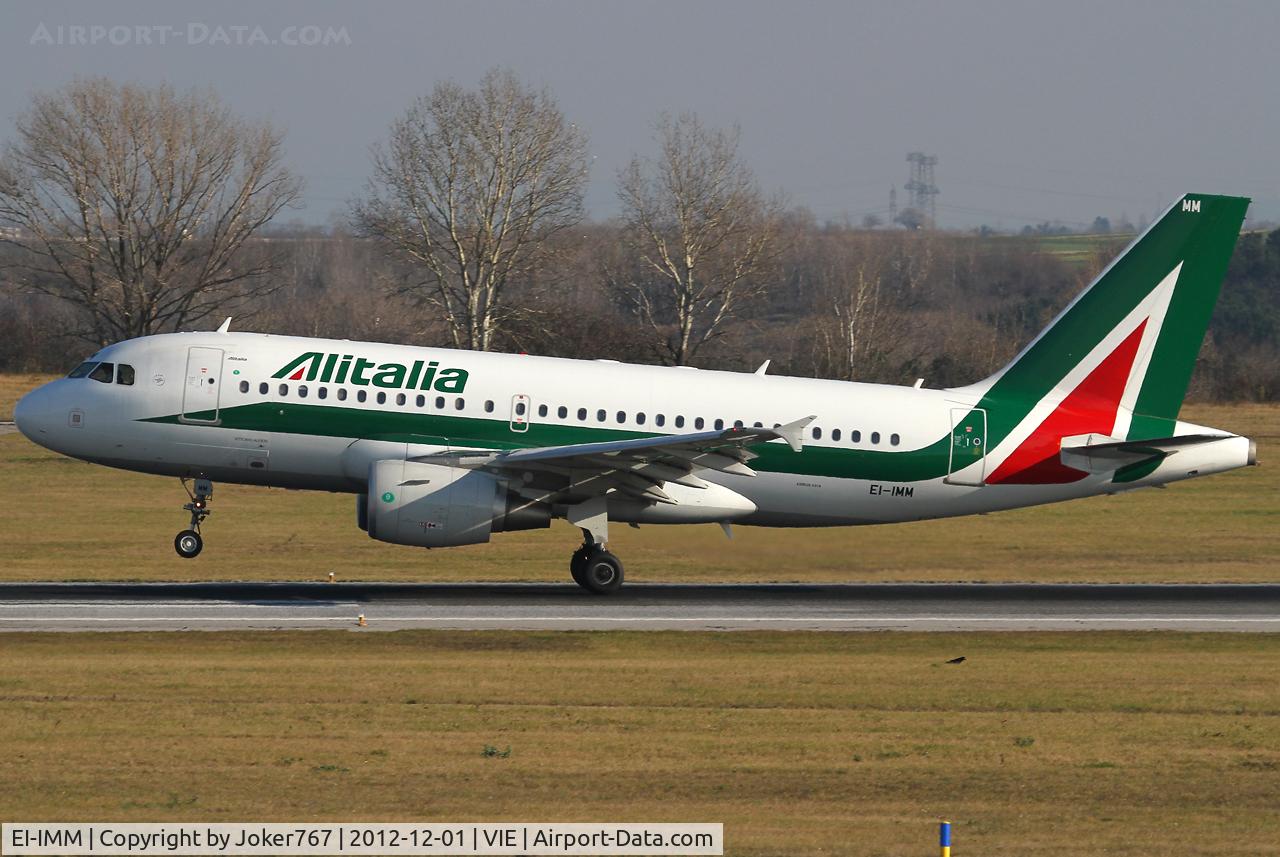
[175,477,213,559]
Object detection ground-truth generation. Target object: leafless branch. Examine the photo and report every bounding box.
[610,113,781,366]
[350,68,589,352]
[0,78,301,345]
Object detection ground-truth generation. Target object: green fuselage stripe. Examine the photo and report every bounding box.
[151,402,956,483]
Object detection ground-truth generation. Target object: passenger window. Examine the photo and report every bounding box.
[455,398,465,410]
[298,386,308,398]
[733,420,744,429]
[656,414,665,427]
[516,402,526,416]
[259,382,268,395]
[116,364,135,386]
[753,422,763,428]
[832,428,841,441]
[67,362,97,379]
[714,419,724,430]
[396,393,406,406]
[416,394,425,407]
[675,416,685,428]
[636,412,646,425]
[538,404,548,418]
[890,433,900,446]
[318,387,328,400]
[616,411,626,424]
[871,432,881,444]
[89,362,114,384]
[278,384,289,396]
[812,427,822,440]
[436,396,445,409]
[558,406,568,419]
[694,417,704,429]
[852,430,862,442]
[239,380,249,393]
[376,391,386,404]
[485,400,495,413]
[337,389,348,401]
[597,409,606,422]
[357,390,367,403]
[577,408,587,421]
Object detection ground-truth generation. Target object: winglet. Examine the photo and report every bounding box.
[216,317,232,334]
[755,359,771,376]
[775,415,816,452]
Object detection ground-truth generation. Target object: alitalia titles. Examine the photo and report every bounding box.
[272,352,469,392]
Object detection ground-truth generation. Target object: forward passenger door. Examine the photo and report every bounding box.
[181,347,223,423]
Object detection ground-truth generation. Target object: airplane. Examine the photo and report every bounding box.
[13,193,1258,593]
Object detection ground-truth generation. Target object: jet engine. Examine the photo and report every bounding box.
[363,459,549,547]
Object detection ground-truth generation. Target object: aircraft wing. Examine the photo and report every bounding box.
[1059,433,1230,474]
[418,415,815,505]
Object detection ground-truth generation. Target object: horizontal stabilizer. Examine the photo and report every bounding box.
[1060,433,1230,473]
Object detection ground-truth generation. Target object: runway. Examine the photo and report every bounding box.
[0,582,1277,631]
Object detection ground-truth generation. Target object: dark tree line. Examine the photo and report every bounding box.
[4,221,1278,401]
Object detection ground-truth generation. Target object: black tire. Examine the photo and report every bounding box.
[579,550,624,594]
[174,529,203,559]
[569,545,592,586]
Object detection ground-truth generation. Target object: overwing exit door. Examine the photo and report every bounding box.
[182,347,224,423]
[509,394,531,433]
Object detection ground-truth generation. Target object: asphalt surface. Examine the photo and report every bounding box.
[0,582,1277,631]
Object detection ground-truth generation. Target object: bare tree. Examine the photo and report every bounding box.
[806,231,938,383]
[612,113,781,365]
[351,68,589,352]
[813,236,895,381]
[0,78,300,345]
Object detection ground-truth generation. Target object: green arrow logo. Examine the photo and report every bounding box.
[381,491,395,503]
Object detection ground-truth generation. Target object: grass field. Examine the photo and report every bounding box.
[1030,233,1129,268]
[1,631,1276,855]
[3,375,1277,855]
[1,374,1274,583]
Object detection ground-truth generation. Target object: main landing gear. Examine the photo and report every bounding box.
[565,498,623,594]
[174,477,213,559]
[570,533,624,594]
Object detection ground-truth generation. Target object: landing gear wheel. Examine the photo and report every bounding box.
[569,545,593,586]
[174,529,203,559]
[579,550,624,594]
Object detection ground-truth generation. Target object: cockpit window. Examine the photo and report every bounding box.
[88,362,115,384]
[67,362,97,379]
[116,364,135,386]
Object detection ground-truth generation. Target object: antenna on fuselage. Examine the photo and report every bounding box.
[216,317,232,334]
[755,359,771,375]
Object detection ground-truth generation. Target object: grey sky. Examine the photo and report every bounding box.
[3,0,1278,228]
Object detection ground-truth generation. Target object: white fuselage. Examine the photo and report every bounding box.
[14,331,1254,530]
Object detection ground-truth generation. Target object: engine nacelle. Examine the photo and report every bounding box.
[365,459,549,548]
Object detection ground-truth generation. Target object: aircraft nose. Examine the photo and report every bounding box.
[13,383,55,443]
